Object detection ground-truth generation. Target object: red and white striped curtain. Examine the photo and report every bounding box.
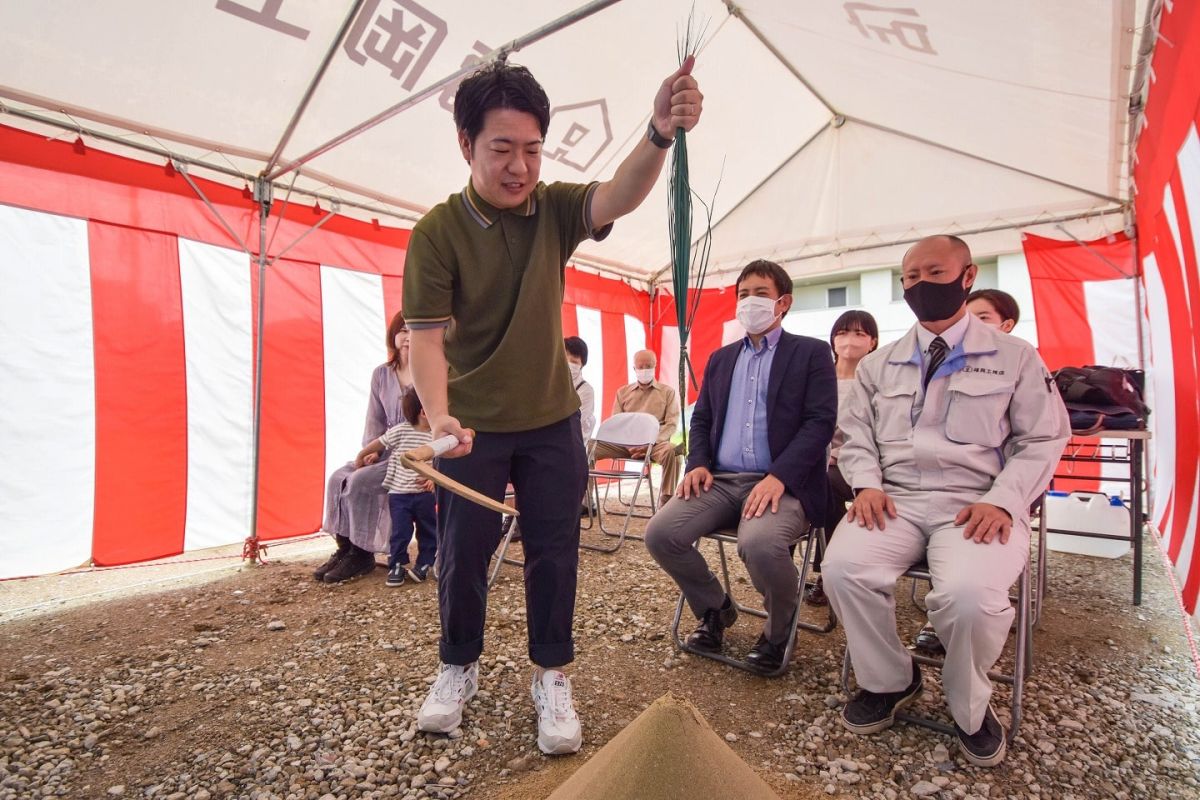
[0,125,646,579]
[1132,0,1200,619]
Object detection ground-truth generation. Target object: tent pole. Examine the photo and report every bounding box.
[0,106,421,225]
[176,162,251,254]
[1053,222,1146,369]
[846,116,1125,206]
[723,1,837,116]
[263,0,368,177]
[246,178,274,565]
[1052,223,1134,279]
[266,206,338,266]
[265,0,625,182]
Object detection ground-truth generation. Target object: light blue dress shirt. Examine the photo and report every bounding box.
[715,326,783,473]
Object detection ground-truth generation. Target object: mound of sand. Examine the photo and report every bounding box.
[545,693,787,800]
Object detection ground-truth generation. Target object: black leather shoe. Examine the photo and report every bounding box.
[913,621,945,655]
[745,634,787,674]
[840,658,923,735]
[686,596,737,652]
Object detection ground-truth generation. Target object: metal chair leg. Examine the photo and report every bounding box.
[597,472,650,542]
[582,474,641,553]
[488,514,524,589]
[613,462,658,520]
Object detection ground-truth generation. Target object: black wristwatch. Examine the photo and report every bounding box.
[646,120,674,149]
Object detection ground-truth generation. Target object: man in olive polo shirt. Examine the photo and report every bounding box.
[404,59,703,755]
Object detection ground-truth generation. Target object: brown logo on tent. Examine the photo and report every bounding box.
[343,0,448,89]
[215,0,310,40]
[545,100,613,173]
[845,2,937,55]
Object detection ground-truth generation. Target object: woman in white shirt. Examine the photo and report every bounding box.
[807,310,878,606]
[564,336,595,442]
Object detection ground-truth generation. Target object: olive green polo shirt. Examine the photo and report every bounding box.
[403,180,611,432]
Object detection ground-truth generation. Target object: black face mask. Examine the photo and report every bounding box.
[903,270,969,322]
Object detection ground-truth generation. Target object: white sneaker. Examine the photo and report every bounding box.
[417,662,478,733]
[531,669,583,754]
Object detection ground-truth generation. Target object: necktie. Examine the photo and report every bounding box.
[923,336,948,389]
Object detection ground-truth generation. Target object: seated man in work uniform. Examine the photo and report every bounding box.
[823,235,1069,767]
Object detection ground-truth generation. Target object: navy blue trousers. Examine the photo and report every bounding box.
[388,492,437,569]
[435,413,587,668]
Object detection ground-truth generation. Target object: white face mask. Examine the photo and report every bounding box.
[568,363,582,381]
[635,368,655,385]
[736,295,782,335]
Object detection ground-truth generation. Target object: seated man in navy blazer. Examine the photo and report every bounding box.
[645,259,836,673]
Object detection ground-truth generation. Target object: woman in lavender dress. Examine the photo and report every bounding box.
[314,311,412,583]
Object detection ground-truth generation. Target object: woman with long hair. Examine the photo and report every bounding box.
[314,311,413,583]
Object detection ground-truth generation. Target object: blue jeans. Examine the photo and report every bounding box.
[388,492,437,569]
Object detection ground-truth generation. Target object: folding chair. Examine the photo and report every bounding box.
[488,486,522,588]
[670,524,836,677]
[611,445,684,520]
[840,558,1032,739]
[582,412,660,553]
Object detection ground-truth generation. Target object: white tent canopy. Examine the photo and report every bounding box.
[0,0,1145,284]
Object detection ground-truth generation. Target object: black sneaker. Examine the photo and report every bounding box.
[385,564,406,587]
[686,596,737,653]
[913,621,945,655]
[840,658,923,734]
[745,633,787,674]
[956,704,1007,767]
[407,563,432,583]
[323,547,375,584]
[312,537,350,581]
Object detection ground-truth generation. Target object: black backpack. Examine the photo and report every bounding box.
[1052,366,1148,434]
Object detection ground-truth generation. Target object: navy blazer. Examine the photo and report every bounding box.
[686,330,837,523]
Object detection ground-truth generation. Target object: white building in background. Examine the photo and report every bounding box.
[780,252,1039,348]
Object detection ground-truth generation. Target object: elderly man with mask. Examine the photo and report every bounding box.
[645,259,836,674]
[591,349,682,508]
[823,235,1068,767]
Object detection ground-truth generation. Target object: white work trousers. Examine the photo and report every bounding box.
[823,490,1028,733]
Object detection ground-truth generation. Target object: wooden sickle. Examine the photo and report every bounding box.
[402,435,518,517]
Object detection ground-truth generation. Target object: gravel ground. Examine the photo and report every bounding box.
[1,511,1197,799]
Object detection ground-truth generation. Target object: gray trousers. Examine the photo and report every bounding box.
[645,472,808,644]
[822,490,1028,733]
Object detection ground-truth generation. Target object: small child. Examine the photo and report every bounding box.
[355,388,437,587]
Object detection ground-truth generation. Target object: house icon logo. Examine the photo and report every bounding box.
[545,99,613,173]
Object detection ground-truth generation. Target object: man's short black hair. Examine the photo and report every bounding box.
[735,259,793,297]
[401,387,424,427]
[453,61,551,144]
[564,336,588,366]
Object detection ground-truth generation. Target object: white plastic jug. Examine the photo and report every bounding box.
[1043,491,1131,558]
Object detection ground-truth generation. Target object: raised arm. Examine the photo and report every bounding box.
[588,55,703,228]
